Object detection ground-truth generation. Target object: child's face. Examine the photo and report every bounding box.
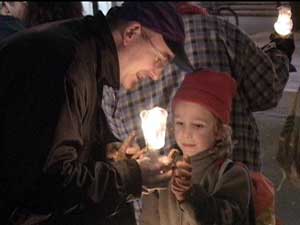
[173,100,219,157]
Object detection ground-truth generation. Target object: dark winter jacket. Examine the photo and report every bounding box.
[0,15,24,41]
[0,11,141,225]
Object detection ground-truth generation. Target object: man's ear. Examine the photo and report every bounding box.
[121,22,142,46]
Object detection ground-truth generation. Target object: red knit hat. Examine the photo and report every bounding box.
[176,2,209,16]
[172,70,237,124]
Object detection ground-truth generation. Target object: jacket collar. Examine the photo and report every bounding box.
[189,148,223,183]
[85,11,120,90]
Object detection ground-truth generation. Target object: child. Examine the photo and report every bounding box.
[140,70,253,225]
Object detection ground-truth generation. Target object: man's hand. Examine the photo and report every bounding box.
[106,131,144,161]
[137,149,179,190]
[171,155,192,203]
[270,31,295,62]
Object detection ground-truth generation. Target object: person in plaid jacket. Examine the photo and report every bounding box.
[103,2,293,172]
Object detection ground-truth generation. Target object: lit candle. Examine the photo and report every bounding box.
[274,6,293,37]
[140,107,168,151]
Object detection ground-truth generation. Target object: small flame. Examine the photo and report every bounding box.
[274,6,293,36]
[140,107,168,151]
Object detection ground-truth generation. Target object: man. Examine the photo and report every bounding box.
[0,2,192,225]
[102,2,294,172]
[0,2,26,41]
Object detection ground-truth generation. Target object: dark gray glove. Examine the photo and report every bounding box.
[137,151,174,190]
[270,32,295,63]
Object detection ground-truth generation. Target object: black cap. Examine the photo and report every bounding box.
[107,2,194,72]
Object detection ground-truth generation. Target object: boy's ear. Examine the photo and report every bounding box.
[121,22,142,46]
[215,124,225,141]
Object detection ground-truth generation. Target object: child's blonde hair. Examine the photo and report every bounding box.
[213,119,233,159]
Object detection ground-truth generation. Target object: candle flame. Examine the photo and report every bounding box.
[140,107,168,151]
[274,6,293,36]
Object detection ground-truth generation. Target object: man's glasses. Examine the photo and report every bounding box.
[141,29,170,70]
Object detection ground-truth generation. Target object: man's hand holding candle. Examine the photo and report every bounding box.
[106,131,147,161]
[137,149,179,190]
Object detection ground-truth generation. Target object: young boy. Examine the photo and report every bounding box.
[140,70,253,225]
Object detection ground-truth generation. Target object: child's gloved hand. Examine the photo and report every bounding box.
[171,155,192,203]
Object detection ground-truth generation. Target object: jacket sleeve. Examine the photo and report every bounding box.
[234,30,289,112]
[42,59,142,216]
[0,34,142,217]
[180,164,251,225]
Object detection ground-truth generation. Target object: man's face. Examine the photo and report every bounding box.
[119,25,175,91]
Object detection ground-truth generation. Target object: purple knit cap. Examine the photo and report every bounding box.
[107,2,194,72]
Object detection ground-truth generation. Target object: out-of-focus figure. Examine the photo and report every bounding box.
[23,1,83,27]
[0,2,26,41]
[0,1,83,42]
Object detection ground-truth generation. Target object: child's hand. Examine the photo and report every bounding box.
[171,155,192,203]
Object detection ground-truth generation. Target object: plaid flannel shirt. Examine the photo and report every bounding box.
[102,14,289,171]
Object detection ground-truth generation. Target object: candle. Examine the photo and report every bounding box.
[274,6,293,37]
[140,107,168,151]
